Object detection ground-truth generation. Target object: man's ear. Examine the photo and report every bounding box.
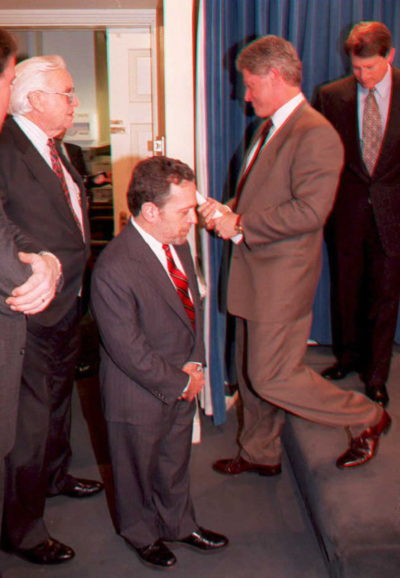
[27,91,45,112]
[140,202,160,224]
[387,47,395,65]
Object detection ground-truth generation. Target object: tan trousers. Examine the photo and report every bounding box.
[236,314,382,465]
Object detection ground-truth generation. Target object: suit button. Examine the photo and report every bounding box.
[20,348,25,355]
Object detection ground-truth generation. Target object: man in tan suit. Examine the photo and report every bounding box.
[200,35,390,473]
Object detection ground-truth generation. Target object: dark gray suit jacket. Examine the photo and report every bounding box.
[313,67,400,256]
[0,204,32,461]
[90,222,205,425]
[0,116,90,327]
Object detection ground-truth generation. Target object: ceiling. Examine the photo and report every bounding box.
[0,0,159,9]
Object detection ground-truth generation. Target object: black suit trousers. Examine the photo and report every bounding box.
[327,203,400,386]
[3,299,81,549]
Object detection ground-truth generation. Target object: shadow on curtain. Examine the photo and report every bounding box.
[201,0,400,425]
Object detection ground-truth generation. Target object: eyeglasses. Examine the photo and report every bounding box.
[38,90,77,104]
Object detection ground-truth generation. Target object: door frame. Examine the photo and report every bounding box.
[0,9,156,28]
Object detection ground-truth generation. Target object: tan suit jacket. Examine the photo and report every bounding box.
[225,100,382,468]
[228,101,344,323]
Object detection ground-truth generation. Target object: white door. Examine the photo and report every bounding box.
[107,28,159,234]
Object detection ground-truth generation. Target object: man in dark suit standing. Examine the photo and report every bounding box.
[91,156,228,569]
[0,29,60,543]
[199,35,390,479]
[314,22,400,408]
[0,55,102,565]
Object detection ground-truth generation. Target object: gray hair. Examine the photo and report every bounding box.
[236,35,302,86]
[9,54,67,115]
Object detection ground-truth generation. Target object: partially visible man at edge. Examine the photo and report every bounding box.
[0,28,60,544]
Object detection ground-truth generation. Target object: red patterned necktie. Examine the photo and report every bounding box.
[162,244,195,329]
[48,138,83,234]
[362,89,382,174]
[234,118,273,210]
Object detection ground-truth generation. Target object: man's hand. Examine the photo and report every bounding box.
[6,252,60,315]
[198,200,239,240]
[180,362,205,402]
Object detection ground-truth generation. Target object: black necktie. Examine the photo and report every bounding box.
[234,119,273,210]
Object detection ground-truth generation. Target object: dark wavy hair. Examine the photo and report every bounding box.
[344,21,392,58]
[128,156,195,217]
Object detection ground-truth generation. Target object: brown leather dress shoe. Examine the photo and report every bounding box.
[321,362,357,380]
[365,384,389,408]
[135,540,176,568]
[15,538,75,564]
[179,527,228,551]
[336,410,391,469]
[213,455,281,476]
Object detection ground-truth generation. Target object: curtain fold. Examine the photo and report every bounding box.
[199,0,400,425]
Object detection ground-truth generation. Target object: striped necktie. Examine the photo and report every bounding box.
[362,89,383,174]
[48,138,83,235]
[162,244,195,329]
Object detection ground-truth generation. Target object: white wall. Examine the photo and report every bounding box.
[163,0,195,169]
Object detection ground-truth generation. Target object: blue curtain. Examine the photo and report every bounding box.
[203,0,400,425]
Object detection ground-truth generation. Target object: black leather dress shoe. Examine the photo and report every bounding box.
[14,538,75,564]
[135,540,176,568]
[365,384,389,408]
[60,477,104,498]
[179,527,228,551]
[336,410,391,469]
[321,363,357,380]
[213,455,281,477]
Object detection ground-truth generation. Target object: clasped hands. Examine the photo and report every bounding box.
[180,362,205,402]
[197,199,239,240]
[6,252,60,315]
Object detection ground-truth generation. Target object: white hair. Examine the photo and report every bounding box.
[9,55,67,115]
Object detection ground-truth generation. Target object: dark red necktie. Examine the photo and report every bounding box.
[48,138,83,235]
[234,118,273,210]
[162,244,195,329]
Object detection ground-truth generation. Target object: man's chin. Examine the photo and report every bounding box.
[171,233,189,245]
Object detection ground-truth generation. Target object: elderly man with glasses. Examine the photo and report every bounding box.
[0,55,102,565]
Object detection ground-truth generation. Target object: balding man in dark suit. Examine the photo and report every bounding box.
[91,156,228,569]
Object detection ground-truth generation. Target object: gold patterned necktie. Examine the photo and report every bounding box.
[362,89,382,174]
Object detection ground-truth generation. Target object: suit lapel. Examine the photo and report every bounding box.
[125,225,195,331]
[57,142,91,239]
[236,102,307,211]
[374,67,400,178]
[8,119,88,241]
[336,78,366,175]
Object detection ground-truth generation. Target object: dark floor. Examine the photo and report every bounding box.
[0,346,351,578]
